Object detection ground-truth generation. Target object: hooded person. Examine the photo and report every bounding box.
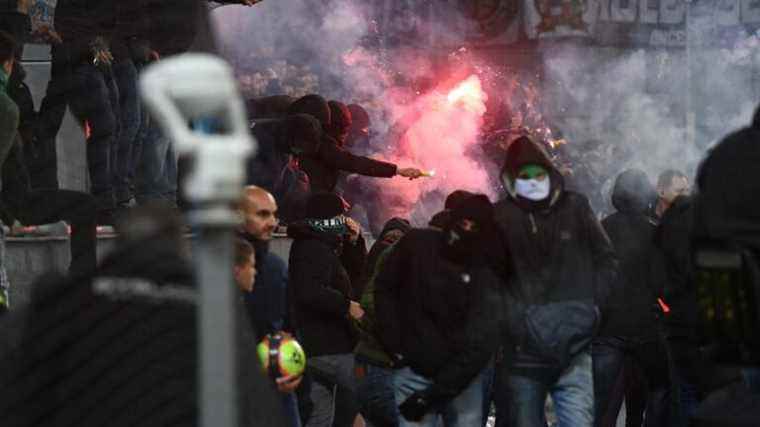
[247,113,322,223]
[287,192,365,427]
[593,169,671,427]
[373,194,505,427]
[327,100,352,147]
[287,94,332,131]
[493,135,618,427]
[428,190,476,230]
[287,95,423,193]
[247,95,296,120]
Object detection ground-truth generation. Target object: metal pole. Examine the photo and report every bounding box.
[195,207,239,427]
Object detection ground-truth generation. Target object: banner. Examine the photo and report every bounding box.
[436,0,521,46]
[524,0,600,40]
[594,0,760,47]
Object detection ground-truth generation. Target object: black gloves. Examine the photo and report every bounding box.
[399,391,434,422]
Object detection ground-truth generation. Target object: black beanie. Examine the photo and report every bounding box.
[288,94,331,131]
[449,194,494,227]
[305,192,348,220]
[444,190,476,210]
[753,104,759,130]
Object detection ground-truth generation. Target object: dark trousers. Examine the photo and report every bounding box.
[33,54,69,190]
[112,60,141,204]
[593,336,671,427]
[15,189,97,276]
[67,63,118,211]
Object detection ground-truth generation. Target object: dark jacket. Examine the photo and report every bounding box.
[600,170,661,338]
[247,115,321,191]
[494,137,617,368]
[238,231,290,341]
[0,73,19,170]
[301,134,397,192]
[654,196,698,339]
[693,125,760,253]
[373,228,503,398]
[0,136,31,226]
[287,224,356,357]
[495,137,617,307]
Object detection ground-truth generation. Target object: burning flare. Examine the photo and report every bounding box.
[446,75,487,115]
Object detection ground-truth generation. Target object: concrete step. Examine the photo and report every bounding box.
[4,233,296,310]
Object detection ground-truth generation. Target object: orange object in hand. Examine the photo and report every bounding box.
[657,298,671,314]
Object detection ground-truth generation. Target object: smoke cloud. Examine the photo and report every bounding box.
[211,1,760,225]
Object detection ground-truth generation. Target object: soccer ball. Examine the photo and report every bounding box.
[257,333,306,379]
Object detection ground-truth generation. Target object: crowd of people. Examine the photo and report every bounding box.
[1,1,760,427]
[235,105,759,427]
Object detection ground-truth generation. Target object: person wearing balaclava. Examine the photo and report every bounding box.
[373,194,504,427]
[594,170,671,427]
[429,190,476,230]
[288,192,365,427]
[492,135,618,427]
[288,94,424,193]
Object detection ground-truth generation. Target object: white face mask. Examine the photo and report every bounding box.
[515,177,551,201]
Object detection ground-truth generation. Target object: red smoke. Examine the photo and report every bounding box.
[373,74,495,226]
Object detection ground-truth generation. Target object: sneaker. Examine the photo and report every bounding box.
[0,288,9,313]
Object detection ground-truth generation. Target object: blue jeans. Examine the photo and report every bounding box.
[67,64,117,210]
[355,361,399,427]
[393,367,485,427]
[281,392,303,427]
[112,60,141,203]
[502,351,594,427]
[135,117,176,205]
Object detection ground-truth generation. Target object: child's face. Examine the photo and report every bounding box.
[235,255,257,293]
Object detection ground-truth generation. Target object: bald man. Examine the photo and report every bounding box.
[238,186,302,426]
[237,186,287,340]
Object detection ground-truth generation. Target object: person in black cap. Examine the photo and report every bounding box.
[374,194,505,427]
[287,192,365,427]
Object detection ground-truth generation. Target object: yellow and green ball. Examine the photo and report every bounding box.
[257,333,306,379]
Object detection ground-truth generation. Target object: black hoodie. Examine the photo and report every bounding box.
[600,169,661,338]
[287,95,397,192]
[494,136,618,307]
[287,223,357,357]
[373,228,503,399]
